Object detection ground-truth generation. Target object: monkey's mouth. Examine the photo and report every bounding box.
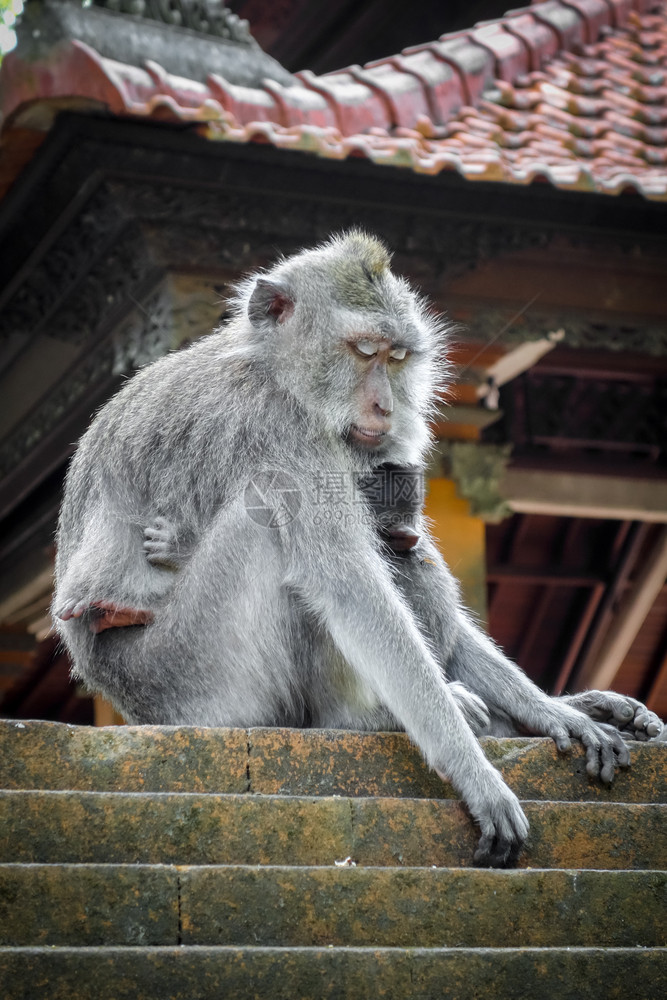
[349,424,389,448]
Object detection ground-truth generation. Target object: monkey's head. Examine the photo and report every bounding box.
[239,231,449,467]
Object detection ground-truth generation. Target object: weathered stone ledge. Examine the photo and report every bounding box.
[1,720,665,803]
[0,791,664,869]
[0,863,664,949]
[0,945,665,1000]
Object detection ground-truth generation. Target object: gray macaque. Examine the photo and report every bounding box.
[357,463,424,553]
[53,232,664,867]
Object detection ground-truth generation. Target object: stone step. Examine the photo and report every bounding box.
[1,720,665,803]
[0,863,664,948]
[0,791,664,869]
[1,945,665,999]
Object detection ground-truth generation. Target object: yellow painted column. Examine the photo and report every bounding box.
[94,695,125,726]
[424,478,487,623]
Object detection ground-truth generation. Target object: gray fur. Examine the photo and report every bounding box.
[53,232,663,867]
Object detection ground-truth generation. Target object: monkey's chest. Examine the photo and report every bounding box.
[331,655,379,712]
[298,610,383,726]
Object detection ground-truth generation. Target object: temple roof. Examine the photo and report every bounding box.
[1,0,666,199]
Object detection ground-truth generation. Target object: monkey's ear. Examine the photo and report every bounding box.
[248,278,295,328]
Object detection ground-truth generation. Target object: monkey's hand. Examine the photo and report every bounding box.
[143,517,184,569]
[537,704,631,784]
[559,691,664,742]
[437,765,529,867]
[55,599,155,634]
[448,681,490,736]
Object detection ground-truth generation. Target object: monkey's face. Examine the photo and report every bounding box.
[242,232,449,465]
[330,297,442,465]
[307,305,443,467]
[343,336,406,451]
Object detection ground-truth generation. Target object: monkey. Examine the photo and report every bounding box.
[98,464,667,745]
[53,231,664,867]
[356,463,424,554]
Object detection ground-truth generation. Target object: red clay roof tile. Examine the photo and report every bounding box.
[470,22,532,81]
[529,0,589,47]
[383,53,466,124]
[1,0,666,200]
[432,35,496,105]
[502,12,561,70]
[557,0,613,42]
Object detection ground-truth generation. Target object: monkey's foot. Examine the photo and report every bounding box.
[56,600,155,634]
[561,690,664,741]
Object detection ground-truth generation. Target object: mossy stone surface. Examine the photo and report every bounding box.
[2,721,665,802]
[0,946,665,1000]
[0,864,178,946]
[0,720,248,793]
[180,865,667,948]
[0,790,664,869]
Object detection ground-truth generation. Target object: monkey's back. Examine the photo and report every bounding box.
[56,329,272,567]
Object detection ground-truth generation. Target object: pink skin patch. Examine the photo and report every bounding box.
[57,600,154,634]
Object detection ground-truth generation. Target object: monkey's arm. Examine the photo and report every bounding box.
[448,613,631,782]
[397,536,638,782]
[359,469,659,741]
[54,495,183,634]
[288,521,528,867]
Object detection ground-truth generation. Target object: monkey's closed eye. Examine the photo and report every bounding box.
[352,340,379,358]
[389,347,408,362]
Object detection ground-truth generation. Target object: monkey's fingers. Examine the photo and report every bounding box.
[594,692,634,724]
[569,693,663,739]
[55,600,90,622]
[628,708,663,739]
[581,725,630,784]
[549,728,573,754]
[143,518,181,567]
[143,540,170,563]
[604,697,662,736]
[474,833,501,867]
[470,785,529,868]
[562,690,633,725]
[609,704,635,724]
[473,834,522,868]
